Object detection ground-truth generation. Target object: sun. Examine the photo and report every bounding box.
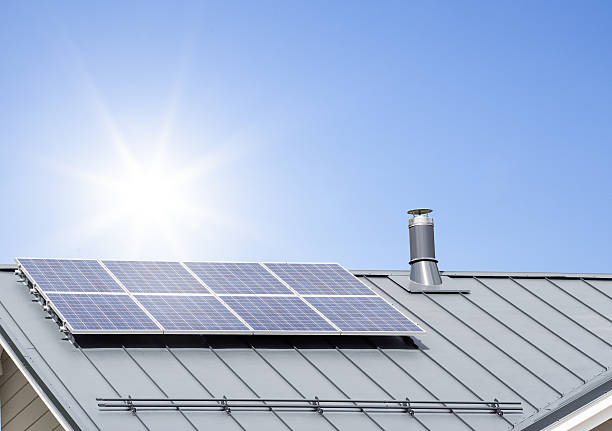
[106,162,188,232]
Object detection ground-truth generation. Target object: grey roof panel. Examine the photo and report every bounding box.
[1,269,611,430]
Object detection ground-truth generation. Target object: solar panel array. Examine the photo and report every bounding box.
[16,258,424,336]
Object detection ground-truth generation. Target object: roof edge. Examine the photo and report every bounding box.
[0,325,79,431]
[4,264,612,280]
[517,370,612,431]
[351,269,612,280]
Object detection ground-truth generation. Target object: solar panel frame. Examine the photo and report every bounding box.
[183,261,293,295]
[136,294,252,333]
[221,295,338,334]
[102,260,207,294]
[16,258,124,293]
[304,295,425,335]
[45,293,163,334]
[263,262,377,296]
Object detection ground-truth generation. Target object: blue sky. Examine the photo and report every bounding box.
[1,1,611,272]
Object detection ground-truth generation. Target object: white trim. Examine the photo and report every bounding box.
[0,334,74,431]
[543,391,612,431]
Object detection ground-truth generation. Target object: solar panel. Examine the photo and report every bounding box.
[46,293,160,333]
[18,258,425,336]
[102,261,206,294]
[264,263,374,295]
[136,295,249,332]
[16,258,123,293]
[221,296,336,332]
[184,262,292,294]
[305,296,424,333]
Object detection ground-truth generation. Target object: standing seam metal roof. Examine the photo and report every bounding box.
[0,268,610,430]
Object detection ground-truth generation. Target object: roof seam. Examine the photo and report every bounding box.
[121,346,199,431]
[164,346,247,431]
[204,339,295,431]
[423,292,563,397]
[474,277,607,370]
[370,342,478,431]
[289,342,391,431]
[509,277,612,351]
[544,278,612,325]
[247,343,340,431]
[365,275,521,425]
[78,347,151,431]
[458,291,586,384]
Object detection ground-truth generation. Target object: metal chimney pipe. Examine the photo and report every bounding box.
[408,209,442,286]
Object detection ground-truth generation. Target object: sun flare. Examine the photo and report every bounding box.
[61,141,240,258]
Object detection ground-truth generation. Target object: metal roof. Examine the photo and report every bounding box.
[0,267,610,431]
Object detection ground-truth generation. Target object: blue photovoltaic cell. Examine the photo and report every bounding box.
[46,293,159,332]
[305,296,424,333]
[222,296,336,332]
[103,261,206,294]
[184,262,292,294]
[136,295,249,331]
[17,258,123,293]
[264,263,373,295]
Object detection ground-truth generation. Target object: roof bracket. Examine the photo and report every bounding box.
[491,398,503,416]
[312,396,323,414]
[127,395,137,415]
[221,395,231,414]
[405,397,414,415]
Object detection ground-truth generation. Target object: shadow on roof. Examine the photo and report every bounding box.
[74,334,421,350]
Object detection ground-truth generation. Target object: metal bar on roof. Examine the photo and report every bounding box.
[97,397,523,415]
[423,293,564,396]
[458,293,587,384]
[98,397,522,405]
[474,277,607,369]
[370,275,538,412]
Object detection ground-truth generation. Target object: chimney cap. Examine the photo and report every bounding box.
[407,208,433,216]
